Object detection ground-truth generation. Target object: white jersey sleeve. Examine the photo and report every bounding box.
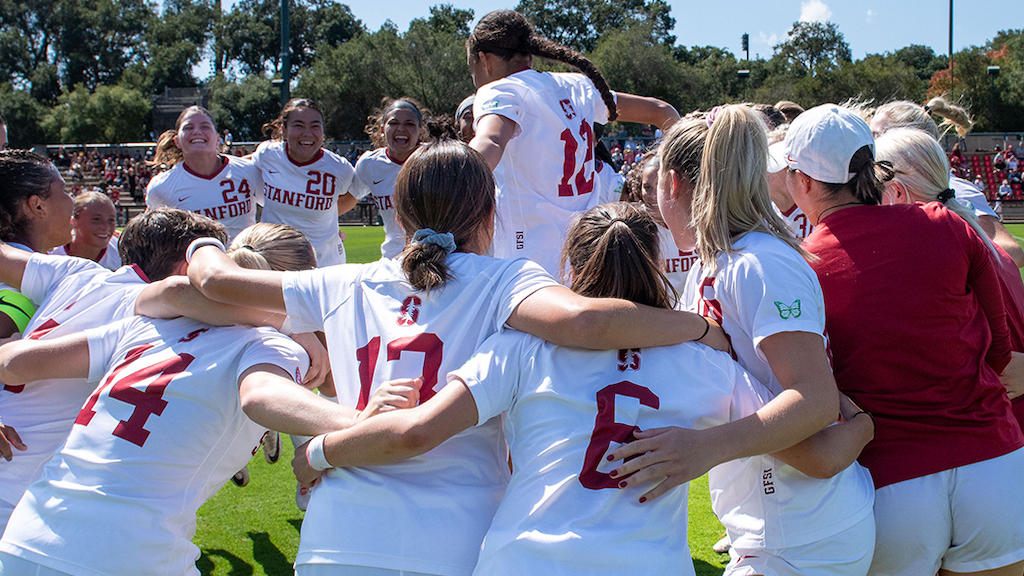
[20,253,105,305]
[682,233,824,393]
[348,149,405,259]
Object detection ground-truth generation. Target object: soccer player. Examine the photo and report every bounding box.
[0,224,396,576]
[49,191,122,270]
[467,10,680,277]
[146,106,261,241]
[348,98,425,260]
[187,140,724,576]
[250,98,357,267]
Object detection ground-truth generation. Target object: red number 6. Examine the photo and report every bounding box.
[579,381,660,490]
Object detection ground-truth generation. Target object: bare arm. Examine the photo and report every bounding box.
[238,363,359,436]
[321,377,477,467]
[336,192,359,216]
[0,333,91,385]
[606,330,839,501]
[187,245,286,312]
[613,93,680,131]
[507,285,728,351]
[770,393,873,478]
[469,114,518,171]
[136,276,286,328]
[979,215,1024,267]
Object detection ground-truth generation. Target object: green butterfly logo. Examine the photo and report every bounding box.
[774,299,802,319]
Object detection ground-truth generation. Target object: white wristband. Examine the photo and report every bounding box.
[306,434,332,471]
[185,237,227,264]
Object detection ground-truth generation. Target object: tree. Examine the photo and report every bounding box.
[57,0,152,90]
[218,0,362,77]
[774,21,851,78]
[142,0,217,94]
[0,83,48,145]
[0,1,62,101]
[42,83,151,143]
[298,7,475,139]
[207,74,279,141]
[515,0,675,53]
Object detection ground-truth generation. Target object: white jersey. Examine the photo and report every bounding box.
[0,317,307,576]
[454,331,767,576]
[951,175,998,219]
[348,147,405,259]
[475,70,611,276]
[681,232,874,549]
[590,160,625,206]
[283,254,557,576]
[658,225,698,297]
[145,155,261,242]
[49,235,122,271]
[0,255,148,509]
[251,141,355,267]
[774,203,813,240]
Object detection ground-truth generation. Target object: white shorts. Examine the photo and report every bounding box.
[870,447,1024,575]
[295,566,437,576]
[725,513,874,576]
[0,552,73,576]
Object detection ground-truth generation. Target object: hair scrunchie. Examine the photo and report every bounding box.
[706,105,725,128]
[413,228,456,255]
[937,188,955,203]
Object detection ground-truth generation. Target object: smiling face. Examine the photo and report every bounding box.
[73,200,117,252]
[282,106,325,163]
[173,109,218,156]
[382,107,421,162]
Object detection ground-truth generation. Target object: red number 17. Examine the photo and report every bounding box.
[355,333,444,410]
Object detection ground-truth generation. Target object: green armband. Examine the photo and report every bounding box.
[0,289,36,333]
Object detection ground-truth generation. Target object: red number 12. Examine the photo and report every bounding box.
[558,120,595,197]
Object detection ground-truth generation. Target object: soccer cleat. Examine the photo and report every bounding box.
[231,465,250,487]
[263,430,281,464]
[712,532,731,554]
[295,482,311,511]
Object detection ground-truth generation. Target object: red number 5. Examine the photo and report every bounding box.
[579,381,660,490]
[355,333,444,409]
[558,120,595,197]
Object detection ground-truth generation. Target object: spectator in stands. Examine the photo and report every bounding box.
[995,148,1007,171]
[976,175,986,193]
[0,113,7,150]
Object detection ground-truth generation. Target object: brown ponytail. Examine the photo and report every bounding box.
[394,140,496,292]
[468,10,618,121]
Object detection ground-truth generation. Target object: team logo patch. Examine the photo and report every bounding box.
[617,348,641,372]
[482,100,500,111]
[774,300,802,319]
[397,295,422,326]
[559,99,576,120]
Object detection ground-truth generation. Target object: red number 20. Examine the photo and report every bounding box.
[354,333,444,410]
[558,120,595,197]
[579,381,660,490]
[76,345,194,447]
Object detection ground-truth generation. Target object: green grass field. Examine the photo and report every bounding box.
[194,225,731,575]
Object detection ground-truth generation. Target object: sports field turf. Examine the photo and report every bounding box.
[198,224,1024,575]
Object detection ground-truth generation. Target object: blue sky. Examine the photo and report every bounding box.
[277,0,1012,59]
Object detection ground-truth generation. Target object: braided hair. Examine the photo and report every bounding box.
[467,10,618,121]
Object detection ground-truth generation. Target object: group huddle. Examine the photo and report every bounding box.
[0,8,1020,576]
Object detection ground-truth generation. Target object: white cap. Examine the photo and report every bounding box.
[456,95,474,120]
[783,104,874,184]
[767,142,787,173]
